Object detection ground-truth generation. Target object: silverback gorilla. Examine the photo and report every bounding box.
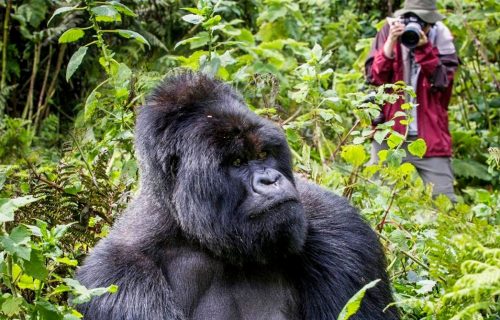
[77,71,399,319]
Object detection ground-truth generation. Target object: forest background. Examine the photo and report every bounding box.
[0,0,498,319]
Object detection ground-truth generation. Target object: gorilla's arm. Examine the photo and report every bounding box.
[76,198,185,320]
[296,181,398,320]
[76,239,185,320]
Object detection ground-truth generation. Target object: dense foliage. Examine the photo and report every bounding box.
[0,0,498,318]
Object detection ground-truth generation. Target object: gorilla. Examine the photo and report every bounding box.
[76,71,398,320]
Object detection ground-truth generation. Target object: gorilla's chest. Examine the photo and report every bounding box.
[163,248,299,320]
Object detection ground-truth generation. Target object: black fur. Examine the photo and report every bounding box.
[76,71,399,319]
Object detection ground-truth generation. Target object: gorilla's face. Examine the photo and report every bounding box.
[137,73,307,264]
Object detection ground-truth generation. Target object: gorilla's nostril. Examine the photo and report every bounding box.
[252,169,284,194]
[258,172,280,185]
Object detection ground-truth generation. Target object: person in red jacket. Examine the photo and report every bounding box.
[365,0,459,201]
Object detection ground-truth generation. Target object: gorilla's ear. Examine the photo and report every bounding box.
[146,70,234,113]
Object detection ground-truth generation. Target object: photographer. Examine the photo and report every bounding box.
[365,0,459,201]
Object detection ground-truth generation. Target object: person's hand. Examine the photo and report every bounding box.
[383,20,404,58]
[416,30,429,47]
[388,20,404,43]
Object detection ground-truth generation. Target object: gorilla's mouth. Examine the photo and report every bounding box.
[248,198,300,219]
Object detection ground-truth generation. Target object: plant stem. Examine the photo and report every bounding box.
[329,118,360,162]
[5,255,26,319]
[377,185,397,233]
[0,0,12,91]
[40,45,66,119]
[472,54,492,130]
[22,40,41,123]
[85,0,112,73]
[34,45,53,131]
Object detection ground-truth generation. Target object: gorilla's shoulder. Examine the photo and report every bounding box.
[294,177,385,281]
[294,179,396,319]
[296,178,371,233]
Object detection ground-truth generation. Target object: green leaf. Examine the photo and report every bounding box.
[116,30,150,47]
[219,51,236,66]
[374,129,390,144]
[182,14,204,25]
[58,28,85,43]
[401,103,412,110]
[352,137,366,145]
[0,166,10,191]
[0,195,39,223]
[203,15,221,28]
[66,47,88,82]
[174,32,210,50]
[1,296,24,317]
[386,149,406,167]
[452,159,492,181]
[1,226,32,260]
[64,312,82,320]
[17,274,37,290]
[318,109,334,121]
[53,222,76,240]
[91,5,121,22]
[337,279,381,320]
[17,0,48,28]
[387,133,404,149]
[182,7,204,15]
[48,6,79,25]
[35,300,60,319]
[84,89,100,121]
[23,250,48,280]
[408,138,427,158]
[199,54,221,76]
[65,278,118,305]
[415,279,436,295]
[109,1,136,17]
[341,145,367,167]
[56,257,78,267]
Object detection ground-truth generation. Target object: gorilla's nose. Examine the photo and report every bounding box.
[252,169,283,194]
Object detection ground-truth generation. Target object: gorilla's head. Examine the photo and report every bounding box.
[136,71,307,264]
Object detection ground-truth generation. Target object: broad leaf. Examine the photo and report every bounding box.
[23,249,48,280]
[337,279,381,320]
[91,5,121,22]
[341,145,367,167]
[182,14,204,25]
[58,28,85,43]
[66,46,88,81]
[0,195,39,223]
[109,1,136,17]
[415,279,437,295]
[116,30,150,47]
[1,226,32,260]
[1,296,24,317]
[408,138,427,158]
[65,278,118,305]
[387,133,404,149]
[48,6,79,25]
[452,159,492,181]
[174,32,210,50]
[203,15,221,28]
[374,129,390,144]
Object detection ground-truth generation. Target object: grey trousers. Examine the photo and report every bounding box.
[371,139,457,202]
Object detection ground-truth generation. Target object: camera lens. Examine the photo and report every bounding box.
[401,22,422,49]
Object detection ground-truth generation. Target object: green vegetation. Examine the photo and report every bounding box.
[0,0,498,318]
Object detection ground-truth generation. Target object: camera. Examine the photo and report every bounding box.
[400,14,428,49]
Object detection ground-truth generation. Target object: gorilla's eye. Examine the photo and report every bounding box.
[257,151,268,160]
[232,158,242,167]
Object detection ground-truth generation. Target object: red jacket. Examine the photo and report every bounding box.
[365,23,459,157]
